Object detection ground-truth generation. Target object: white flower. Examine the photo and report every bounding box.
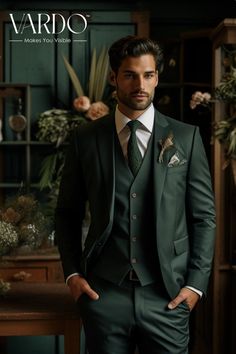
[0,221,18,255]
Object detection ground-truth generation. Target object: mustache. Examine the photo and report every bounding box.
[131,90,149,96]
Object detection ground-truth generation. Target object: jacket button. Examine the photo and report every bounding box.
[131,192,137,198]
[131,258,137,264]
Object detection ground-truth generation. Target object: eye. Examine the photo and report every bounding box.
[124,73,134,79]
[145,73,155,79]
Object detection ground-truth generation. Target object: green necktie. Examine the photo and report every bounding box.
[127,120,142,176]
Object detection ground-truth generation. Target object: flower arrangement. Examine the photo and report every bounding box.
[36,48,115,219]
[37,108,87,147]
[190,62,236,182]
[0,194,51,255]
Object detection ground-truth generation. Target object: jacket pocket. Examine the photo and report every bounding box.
[174,235,189,255]
[167,164,188,174]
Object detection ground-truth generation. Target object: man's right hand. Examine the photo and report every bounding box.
[67,274,99,302]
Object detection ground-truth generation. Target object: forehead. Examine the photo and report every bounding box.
[118,54,156,72]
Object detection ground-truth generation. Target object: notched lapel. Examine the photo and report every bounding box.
[153,113,171,215]
[96,116,116,217]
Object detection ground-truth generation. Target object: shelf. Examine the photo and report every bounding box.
[0,183,24,188]
[0,141,52,146]
[183,82,212,88]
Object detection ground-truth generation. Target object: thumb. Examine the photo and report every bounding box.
[168,293,185,310]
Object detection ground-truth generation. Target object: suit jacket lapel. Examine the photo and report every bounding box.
[153,111,172,218]
[96,114,116,221]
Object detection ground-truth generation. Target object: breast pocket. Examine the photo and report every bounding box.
[167,164,188,175]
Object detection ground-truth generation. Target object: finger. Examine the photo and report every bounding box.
[168,293,185,310]
[83,285,99,300]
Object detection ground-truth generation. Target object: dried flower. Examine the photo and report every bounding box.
[1,207,21,224]
[0,221,18,255]
[19,223,41,249]
[158,132,174,163]
[85,101,110,120]
[0,194,51,253]
[73,96,91,112]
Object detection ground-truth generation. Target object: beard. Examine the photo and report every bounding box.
[116,88,155,111]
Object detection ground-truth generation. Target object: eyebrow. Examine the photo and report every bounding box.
[123,70,156,74]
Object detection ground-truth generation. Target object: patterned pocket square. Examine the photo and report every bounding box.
[168,152,187,167]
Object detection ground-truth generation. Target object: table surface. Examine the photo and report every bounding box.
[0,283,80,321]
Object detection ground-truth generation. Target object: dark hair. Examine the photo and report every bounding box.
[108,35,163,74]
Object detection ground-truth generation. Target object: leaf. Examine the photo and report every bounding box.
[38,153,58,190]
[88,48,97,101]
[96,49,109,101]
[62,55,84,97]
[94,47,109,101]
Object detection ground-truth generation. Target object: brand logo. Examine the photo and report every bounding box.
[9,13,88,35]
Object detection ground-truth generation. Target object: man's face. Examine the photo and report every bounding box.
[111,54,158,119]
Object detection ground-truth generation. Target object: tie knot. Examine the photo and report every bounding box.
[127,120,141,133]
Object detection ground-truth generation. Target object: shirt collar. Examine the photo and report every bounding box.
[115,103,155,134]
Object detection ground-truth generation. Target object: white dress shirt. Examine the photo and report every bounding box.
[115,103,154,159]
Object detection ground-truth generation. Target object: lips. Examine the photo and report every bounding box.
[131,92,148,98]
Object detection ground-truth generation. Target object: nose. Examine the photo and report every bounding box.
[135,75,145,91]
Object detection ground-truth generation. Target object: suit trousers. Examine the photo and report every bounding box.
[77,274,190,354]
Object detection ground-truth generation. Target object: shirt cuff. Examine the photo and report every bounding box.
[185,286,203,298]
[66,273,81,285]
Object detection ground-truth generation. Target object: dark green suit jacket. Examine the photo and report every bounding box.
[55,109,216,299]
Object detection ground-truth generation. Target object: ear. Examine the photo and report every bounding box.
[109,70,116,87]
[155,70,159,87]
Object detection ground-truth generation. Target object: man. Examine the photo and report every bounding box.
[55,36,216,354]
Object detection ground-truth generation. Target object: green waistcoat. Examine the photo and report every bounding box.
[93,128,161,286]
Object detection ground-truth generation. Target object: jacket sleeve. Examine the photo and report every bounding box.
[186,127,216,295]
[55,130,87,280]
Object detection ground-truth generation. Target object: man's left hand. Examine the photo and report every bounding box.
[168,287,200,311]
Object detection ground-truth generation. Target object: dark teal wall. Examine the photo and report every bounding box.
[1,0,235,38]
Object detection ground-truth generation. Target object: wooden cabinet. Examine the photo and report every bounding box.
[211,18,236,354]
[180,19,236,354]
[0,249,64,283]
